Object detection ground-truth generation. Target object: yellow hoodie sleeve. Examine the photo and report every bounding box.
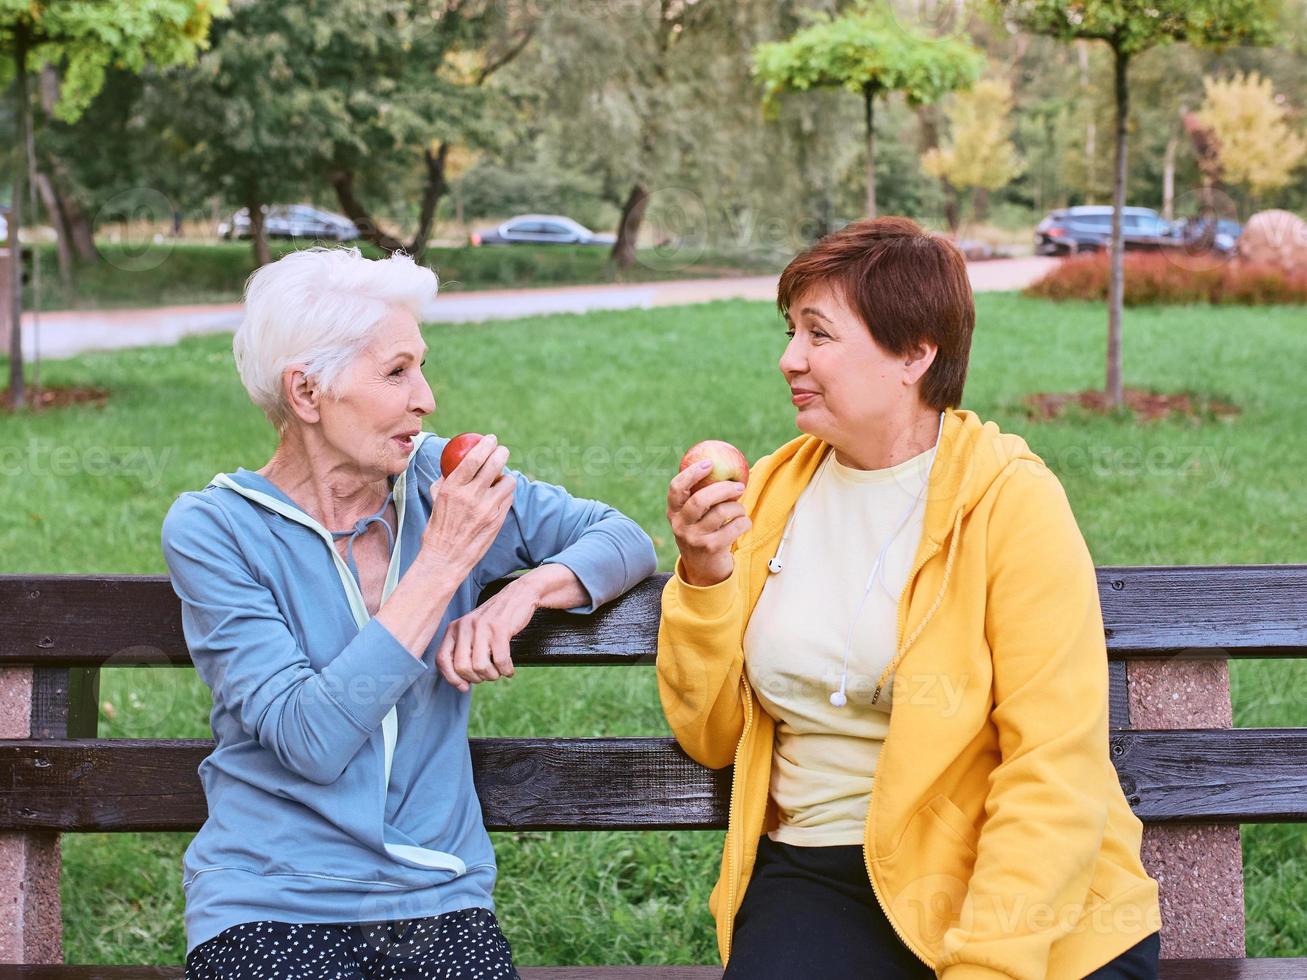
[656,557,748,770]
[936,464,1111,980]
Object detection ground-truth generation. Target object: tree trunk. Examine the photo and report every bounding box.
[1106,48,1130,411]
[1078,41,1097,199]
[8,27,30,411]
[33,171,73,291]
[610,182,650,271]
[943,182,961,234]
[329,170,406,253]
[246,196,272,268]
[863,83,877,219]
[43,154,97,263]
[63,195,97,264]
[407,142,450,261]
[1162,134,1178,222]
[917,103,958,233]
[973,186,990,223]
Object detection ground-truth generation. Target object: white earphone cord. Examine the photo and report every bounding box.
[830,474,930,706]
[765,413,945,707]
[831,412,944,707]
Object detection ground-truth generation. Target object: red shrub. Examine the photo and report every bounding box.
[1023,252,1307,306]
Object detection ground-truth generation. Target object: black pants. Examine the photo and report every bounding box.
[724,837,1160,980]
[184,907,519,979]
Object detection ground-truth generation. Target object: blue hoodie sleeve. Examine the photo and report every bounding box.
[481,469,657,614]
[161,492,428,785]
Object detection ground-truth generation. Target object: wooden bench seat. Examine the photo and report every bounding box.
[2,566,1306,974]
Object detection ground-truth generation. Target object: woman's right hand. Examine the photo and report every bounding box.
[421,434,515,578]
[667,461,751,587]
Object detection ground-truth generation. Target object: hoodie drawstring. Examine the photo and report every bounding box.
[869,507,965,705]
[329,489,396,594]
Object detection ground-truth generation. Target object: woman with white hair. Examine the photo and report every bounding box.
[162,246,657,979]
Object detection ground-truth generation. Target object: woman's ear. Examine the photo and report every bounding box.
[282,365,322,425]
[903,343,938,387]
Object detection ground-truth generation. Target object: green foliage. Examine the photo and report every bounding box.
[452,162,616,230]
[137,0,522,217]
[922,77,1024,193]
[1198,70,1307,194]
[985,0,1277,57]
[753,4,984,105]
[0,0,223,122]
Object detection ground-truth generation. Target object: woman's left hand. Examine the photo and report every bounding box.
[436,579,537,692]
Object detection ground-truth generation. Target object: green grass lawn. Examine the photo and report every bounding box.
[21,241,778,312]
[2,293,1304,964]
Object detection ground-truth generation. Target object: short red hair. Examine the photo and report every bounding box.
[777,216,975,411]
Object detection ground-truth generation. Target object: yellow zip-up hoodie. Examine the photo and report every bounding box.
[656,409,1161,980]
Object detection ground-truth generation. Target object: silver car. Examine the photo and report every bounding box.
[471,214,617,247]
[219,204,359,242]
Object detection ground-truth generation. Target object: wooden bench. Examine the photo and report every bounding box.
[1,566,1305,978]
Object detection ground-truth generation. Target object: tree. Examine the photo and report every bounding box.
[754,4,984,218]
[921,77,1024,230]
[1197,70,1307,199]
[145,0,535,268]
[319,3,538,262]
[0,0,221,410]
[505,0,808,272]
[986,0,1277,410]
[600,0,725,271]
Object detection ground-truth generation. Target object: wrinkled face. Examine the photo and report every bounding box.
[778,281,914,448]
[315,306,435,477]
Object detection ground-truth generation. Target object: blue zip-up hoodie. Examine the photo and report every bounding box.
[161,431,657,952]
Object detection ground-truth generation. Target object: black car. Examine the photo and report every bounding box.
[1035,206,1175,256]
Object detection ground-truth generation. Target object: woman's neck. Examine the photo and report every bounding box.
[258,434,392,532]
[832,406,943,471]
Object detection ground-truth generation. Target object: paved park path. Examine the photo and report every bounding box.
[14,256,1057,361]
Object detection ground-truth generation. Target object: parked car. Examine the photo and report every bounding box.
[471,214,617,247]
[1171,217,1242,258]
[219,204,359,242]
[1035,206,1175,256]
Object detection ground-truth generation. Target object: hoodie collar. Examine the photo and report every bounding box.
[208,431,437,534]
[743,408,1042,553]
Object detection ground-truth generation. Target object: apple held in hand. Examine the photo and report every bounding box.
[680,440,750,495]
[440,433,484,477]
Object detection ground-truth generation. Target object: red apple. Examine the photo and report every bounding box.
[679,440,749,495]
[440,432,484,477]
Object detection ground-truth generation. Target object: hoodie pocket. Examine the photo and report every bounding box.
[926,793,979,856]
[873,793,980,959]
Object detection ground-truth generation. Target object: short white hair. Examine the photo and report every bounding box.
[233,246,438,431]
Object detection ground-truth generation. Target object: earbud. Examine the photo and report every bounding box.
[829,690,847,708]
[767,557,784,574]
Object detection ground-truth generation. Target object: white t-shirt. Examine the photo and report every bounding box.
[744,444,934,847]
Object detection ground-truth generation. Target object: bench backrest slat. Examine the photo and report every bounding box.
[3,567,1307,668]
